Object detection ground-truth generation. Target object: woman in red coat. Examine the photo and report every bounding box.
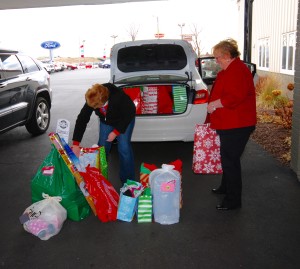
[207,39,256,210]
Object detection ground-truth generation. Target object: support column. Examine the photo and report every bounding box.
[290,0,300,180]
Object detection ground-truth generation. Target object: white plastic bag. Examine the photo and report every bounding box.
[21,193,67,240]
[149,164,181,225]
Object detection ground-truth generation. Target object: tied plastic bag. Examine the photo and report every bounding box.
[80,166,119,222]
[150,164,181,225]
[20,193,67,240]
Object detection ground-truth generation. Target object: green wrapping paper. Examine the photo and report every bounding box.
[172,85,187,113]
[31,146,91,221]
[137,188,152,223]
[98,146,108,179]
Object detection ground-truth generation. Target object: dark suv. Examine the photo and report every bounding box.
[0,49,52,135]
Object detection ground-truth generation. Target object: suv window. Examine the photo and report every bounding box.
[0,54,23,79]
[17,54,40,73]
[117,44,187,72]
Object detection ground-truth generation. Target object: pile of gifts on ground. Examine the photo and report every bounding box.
[19,133,183,240]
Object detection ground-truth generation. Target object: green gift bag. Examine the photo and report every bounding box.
[137,188,152,223]
[31,146,91,221]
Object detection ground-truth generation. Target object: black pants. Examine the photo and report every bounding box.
[217,126,255,206]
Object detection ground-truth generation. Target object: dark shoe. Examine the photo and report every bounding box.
[216,203,241,210]
[211,188,226,195]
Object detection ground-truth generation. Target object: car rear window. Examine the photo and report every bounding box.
[117,44,187,72]
[0,54,23,79]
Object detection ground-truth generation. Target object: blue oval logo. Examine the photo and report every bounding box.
[41,41,61,50]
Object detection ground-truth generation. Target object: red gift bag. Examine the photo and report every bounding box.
[192,124,223,174]
[80,166,119,222]
[123,87,142,114]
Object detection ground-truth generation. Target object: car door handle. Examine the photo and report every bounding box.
[0,82,8,88]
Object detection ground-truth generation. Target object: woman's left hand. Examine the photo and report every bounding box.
[207,99,223,114]
[107,131,117,142]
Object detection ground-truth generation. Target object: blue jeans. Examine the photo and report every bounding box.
[98,119,135,184]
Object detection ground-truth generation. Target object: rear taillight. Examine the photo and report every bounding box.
[193,89,209,104]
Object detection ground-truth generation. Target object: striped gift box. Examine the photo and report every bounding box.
[137,189,152,223]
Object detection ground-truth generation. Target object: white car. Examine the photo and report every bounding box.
[54,61,63,72]
[92,62,99,68]
[110,39,209,142]
[40,61,54,73]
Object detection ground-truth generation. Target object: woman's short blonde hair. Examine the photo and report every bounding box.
[213,38,240,58]
[85,83,109,109]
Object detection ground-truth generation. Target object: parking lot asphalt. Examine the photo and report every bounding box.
[1,70,300,268]
[1,124,300,268]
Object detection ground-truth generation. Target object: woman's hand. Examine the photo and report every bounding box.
[107,131,117,142]
[71,145,81,158]
[207,99,223,113]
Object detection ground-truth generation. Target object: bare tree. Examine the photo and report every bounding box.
[127,23,139,41]
[190,24,204,57]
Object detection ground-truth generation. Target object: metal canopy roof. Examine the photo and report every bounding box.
[0,0,160,10]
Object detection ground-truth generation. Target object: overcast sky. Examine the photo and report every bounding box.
[0,0,239,59]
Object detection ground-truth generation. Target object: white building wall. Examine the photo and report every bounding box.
[251,0,298,74]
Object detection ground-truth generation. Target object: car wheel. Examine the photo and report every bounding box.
[25,97,50,135]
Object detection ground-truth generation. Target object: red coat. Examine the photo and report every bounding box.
[209,58,256,130]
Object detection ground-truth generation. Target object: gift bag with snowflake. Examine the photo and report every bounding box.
[192,123,223,174]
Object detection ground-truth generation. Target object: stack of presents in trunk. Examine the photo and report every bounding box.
[20,132,183,240]
[123,85,188,114]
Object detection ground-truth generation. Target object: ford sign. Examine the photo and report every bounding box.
[41,41,60,50]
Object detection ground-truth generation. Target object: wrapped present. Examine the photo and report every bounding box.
[172,85,187,113]
[169,159,183,208]
[142,86,158,114]
[123,87,142,114]
[157,85,173,114]
[137,188,152,223]
[192,123,223,174]
[140,162,157,189]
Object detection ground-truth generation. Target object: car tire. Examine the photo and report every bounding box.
[25,97,50,135]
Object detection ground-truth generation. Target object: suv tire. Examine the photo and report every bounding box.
[25,97,51,135]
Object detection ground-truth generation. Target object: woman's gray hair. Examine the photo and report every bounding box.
[213,38,241,58]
